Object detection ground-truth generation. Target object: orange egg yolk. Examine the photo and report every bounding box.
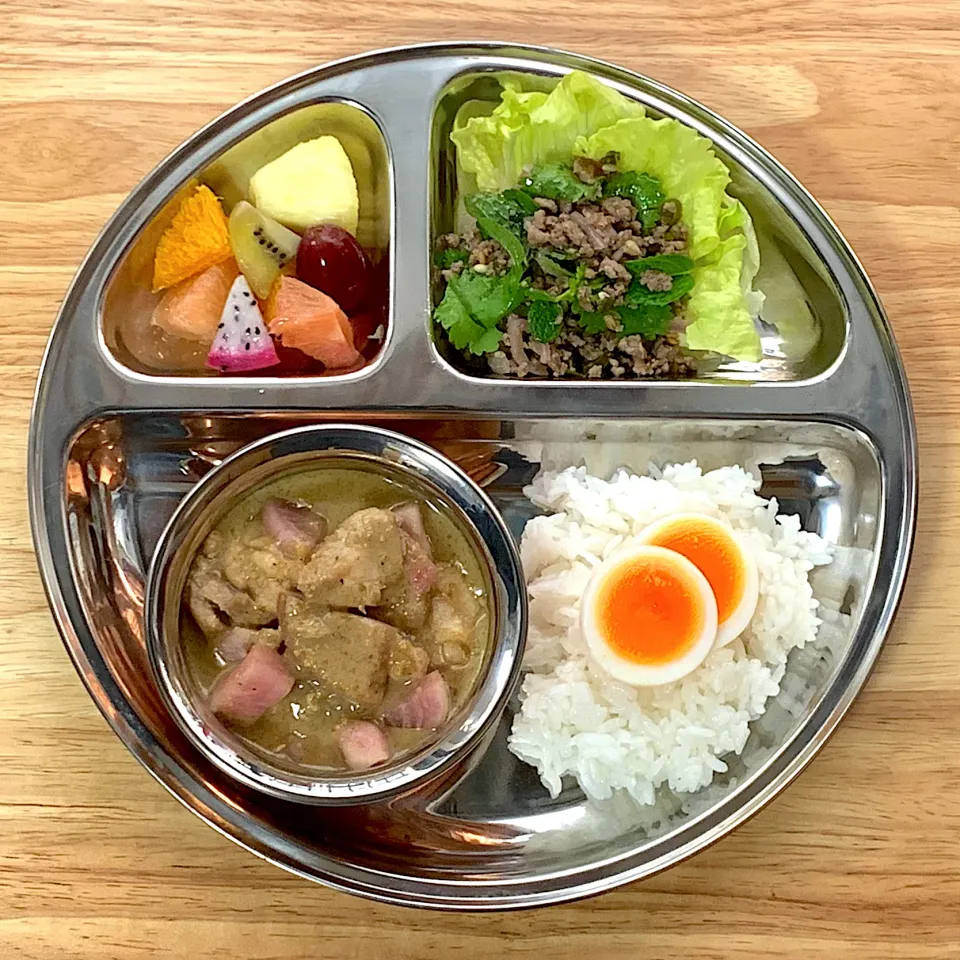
[594,555,707,666]
[643,519,745,625]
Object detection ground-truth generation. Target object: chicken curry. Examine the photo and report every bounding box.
[180,464,491,772]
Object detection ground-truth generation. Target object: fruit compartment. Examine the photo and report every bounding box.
[101,101,392,379]
[428,69,848,385]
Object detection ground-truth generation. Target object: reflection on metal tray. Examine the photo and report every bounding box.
[28,43,916,910]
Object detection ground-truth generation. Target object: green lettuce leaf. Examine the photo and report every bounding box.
[452,71,646,194]
[683,200,761,362]
[450,70,765,362]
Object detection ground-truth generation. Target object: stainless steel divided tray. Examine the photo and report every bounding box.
[28,43,916,910]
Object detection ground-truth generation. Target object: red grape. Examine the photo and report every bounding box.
[296,225,371,312]
[272,340,318,373]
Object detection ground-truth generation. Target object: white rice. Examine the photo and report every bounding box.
[508,460,834,806]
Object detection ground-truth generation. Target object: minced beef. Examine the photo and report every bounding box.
[490,310,696,380]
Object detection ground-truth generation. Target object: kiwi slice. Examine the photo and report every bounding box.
[228,200,301,299]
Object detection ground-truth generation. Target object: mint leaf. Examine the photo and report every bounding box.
[464,192,528,267]
[615,303,673,338]
[527,300,563,343]
[535,251,573,278]
[577,311,610,335]
[624,254,694,277]
[464,192,528,233]
[625,273,695,306]
[604,171,665,231]
[434,248,468,269]
[502,188,540,214]
[521,163,601,202]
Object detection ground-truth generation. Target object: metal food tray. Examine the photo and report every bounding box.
[28,43,916,910]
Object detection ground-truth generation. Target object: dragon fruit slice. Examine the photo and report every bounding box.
[206,275,280,373]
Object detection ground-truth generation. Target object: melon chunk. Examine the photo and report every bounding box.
[151,259,238,345]
[249,136,359,235]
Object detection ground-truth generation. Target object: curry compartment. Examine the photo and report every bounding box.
[179,464,491,774]
[144,425,526,805]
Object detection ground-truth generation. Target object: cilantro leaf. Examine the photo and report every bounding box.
[521,163,601,202]
[473,326,504,354]
[604,172,665,231]
[451,265,523,327]
[434,263,523,355]
[527,300,563,343]
[434,286,487,352]
[577,311,611,335]
[625,273,695,306]
[434,247,469,269]
[614,302,673,338]
[624,254,694,277]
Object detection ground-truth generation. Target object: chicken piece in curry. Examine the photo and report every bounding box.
[181,466,491,772]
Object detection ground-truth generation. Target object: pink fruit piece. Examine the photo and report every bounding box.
[336,721,391,771]
[206,275,280,373]
[382,671,450,730]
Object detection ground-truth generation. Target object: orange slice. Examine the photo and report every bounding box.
[153,185,232,292]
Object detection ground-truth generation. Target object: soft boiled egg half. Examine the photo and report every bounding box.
[580,545,719,686]
[636,513,758,649]
[580,514,759,686]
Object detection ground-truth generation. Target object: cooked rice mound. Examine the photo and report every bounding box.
[508,461,833,804]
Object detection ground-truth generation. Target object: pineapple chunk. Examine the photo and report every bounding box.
[249,136,359,235]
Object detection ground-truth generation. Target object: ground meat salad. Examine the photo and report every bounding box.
[433,155,699,379]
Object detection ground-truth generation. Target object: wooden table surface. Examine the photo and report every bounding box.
[2,1,957,957]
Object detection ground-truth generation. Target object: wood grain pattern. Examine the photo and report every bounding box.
[1,1,957,956]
